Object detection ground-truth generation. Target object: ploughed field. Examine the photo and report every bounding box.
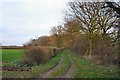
[1,49,118,78]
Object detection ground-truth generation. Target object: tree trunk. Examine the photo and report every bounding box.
[84,47,89,58]
[89,39,92,58]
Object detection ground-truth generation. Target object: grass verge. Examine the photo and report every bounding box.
[69,50,118,78]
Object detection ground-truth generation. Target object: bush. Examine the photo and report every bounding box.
[93,40,118,65]
[16,46,62,67]
[24,46,51,65]
[91,37,118,65]
[72,34,118,65]
[72,35,88,56]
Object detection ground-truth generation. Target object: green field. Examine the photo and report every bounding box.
[1,49,24,63]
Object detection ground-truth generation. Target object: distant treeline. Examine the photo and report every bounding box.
[1,46,24,49]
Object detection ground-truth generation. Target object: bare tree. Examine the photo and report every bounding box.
[63,19,82,48]
[67,1,118,58]
[68,1,101,58]
[105,1,120,15]
[51,25,63,48]
[99,2,119,46]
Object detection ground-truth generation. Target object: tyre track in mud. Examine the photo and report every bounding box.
[60,59,74,78]
[61,55,76,78]
[39,54,64,78]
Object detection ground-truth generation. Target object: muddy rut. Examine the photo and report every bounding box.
[39,54,64,78]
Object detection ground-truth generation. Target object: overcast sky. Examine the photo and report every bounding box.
[0,0,119,46]
[0,0,69,46]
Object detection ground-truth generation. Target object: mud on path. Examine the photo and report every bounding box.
[39,54,64,78]
[63,59,75,78]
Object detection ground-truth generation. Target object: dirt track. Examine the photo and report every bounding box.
[39,54,64,78]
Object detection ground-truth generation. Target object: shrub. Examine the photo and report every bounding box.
[25,46,52,65]
[16,46,62,67]
[92,37,118,65]
[72,35,88,56]
[72,34,118,65]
